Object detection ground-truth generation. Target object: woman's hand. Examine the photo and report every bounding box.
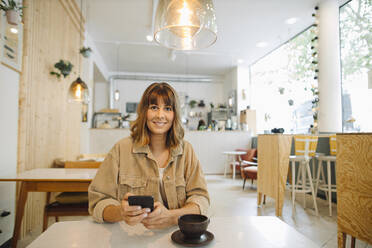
[141,202,177,229]
[121,193,151,226]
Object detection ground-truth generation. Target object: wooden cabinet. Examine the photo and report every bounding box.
[257,134,292,216]
[337,133,372,247]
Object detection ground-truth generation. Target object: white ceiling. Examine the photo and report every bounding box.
[86,0,348,77]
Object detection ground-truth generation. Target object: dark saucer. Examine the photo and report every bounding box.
[171,230,214,247]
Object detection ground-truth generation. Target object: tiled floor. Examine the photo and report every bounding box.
[18,175,371,247]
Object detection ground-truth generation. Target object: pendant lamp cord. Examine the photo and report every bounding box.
[79,0,83,76]
[116,43,119,73]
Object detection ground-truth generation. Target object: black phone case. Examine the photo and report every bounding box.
[128,196,154,211]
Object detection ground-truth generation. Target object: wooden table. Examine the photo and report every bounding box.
[222,151,247,180]
[27,216,318,248]
[257,134,292,217]
[336,133,372,247]
[0,168,97,248]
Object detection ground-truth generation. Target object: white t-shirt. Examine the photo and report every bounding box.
[158,167,168,207]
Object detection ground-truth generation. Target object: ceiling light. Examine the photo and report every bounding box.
[10,27,18,34]
[238,59,244,64]
[285,17,298,25]
[154,0,218,50]
[256,42,268,48]
[146,35,154,42]
[114,89,120,101]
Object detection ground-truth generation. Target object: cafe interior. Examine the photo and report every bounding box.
[0,0,371,247]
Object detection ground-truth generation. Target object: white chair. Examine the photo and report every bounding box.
[288,135,319,216]
[315,134,337,216]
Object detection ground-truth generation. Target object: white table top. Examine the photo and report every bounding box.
[28,216,318,248]
[0,168,97,181]
[222,151,247,155]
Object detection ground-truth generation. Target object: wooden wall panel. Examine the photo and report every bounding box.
[18,0,84,236]
[337,133,372,246]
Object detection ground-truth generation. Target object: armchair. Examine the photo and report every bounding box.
[237,149,258,189]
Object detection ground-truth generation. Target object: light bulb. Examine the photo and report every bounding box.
[75,84,82,98]
[168,0,201,39]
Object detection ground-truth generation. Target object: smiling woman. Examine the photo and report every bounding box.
[88,82,210,229]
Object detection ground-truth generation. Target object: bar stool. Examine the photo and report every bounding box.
[315,134,337,216]
[289,135,319,216]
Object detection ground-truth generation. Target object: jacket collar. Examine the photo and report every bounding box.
[132,140,183,157]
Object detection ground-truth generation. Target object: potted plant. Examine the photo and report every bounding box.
[0,0,25,25]
[79,47,92,58]
[188,100,197,109]
[50,60,73,78]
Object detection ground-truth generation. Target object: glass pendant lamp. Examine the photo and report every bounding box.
[154,0,217,50]
[68,0,89,103]
[68,77,89,102]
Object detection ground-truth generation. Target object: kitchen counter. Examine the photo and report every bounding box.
[88,129,252,174]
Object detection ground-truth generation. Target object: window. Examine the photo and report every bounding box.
[340,0,372,132]
[250,27,317,134]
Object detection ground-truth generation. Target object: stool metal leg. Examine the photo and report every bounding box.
[302,162,306,208]
[315,159,322,196]
[291,161,296,214]
[306,161,319,216]
[327,160,332,216]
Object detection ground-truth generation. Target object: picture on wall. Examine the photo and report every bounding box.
[0,14,23,72]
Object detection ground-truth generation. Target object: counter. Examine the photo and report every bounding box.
[89,129,252,174]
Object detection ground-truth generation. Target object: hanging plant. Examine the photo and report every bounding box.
[278,87,285,95]
[188,100,197,108]
[0,0,25,25]
[288,99,294,106]
[79,46,92,58]
[50,60,73,78]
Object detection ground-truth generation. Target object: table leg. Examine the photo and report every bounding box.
[257,192,262,206]
[337,231,346,248]
[12,181,28,248]
[275,196,284,217]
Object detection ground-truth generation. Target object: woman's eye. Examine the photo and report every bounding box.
[150,105,158,110]
[165,106,173,111]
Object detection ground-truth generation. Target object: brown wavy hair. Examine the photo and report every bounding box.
[130,82,184,149]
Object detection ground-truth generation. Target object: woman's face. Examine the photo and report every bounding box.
[146,97,174,136]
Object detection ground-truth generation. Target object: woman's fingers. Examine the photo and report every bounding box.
[120,193,151,225]
[123,192,134,200]
[125,212,148,226]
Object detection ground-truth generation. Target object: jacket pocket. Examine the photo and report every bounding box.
[175,177,186,207]
[119,176,147,199]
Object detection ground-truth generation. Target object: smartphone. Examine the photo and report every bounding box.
[128,195,154,212]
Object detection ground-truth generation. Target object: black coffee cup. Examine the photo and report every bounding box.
[178,214,210,239]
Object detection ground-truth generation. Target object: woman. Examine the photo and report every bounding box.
[88,82,210,229]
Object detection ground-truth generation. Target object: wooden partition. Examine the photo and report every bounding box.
[17,0,84,237]
[337,133,372,247]
[257,134,292,216]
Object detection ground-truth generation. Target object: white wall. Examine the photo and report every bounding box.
[111,79,224,115]
[0,64,18,245]
[94,81,109,112]
[237,66,251,112]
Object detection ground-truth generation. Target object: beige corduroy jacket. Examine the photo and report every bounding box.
[88,137,210,223]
